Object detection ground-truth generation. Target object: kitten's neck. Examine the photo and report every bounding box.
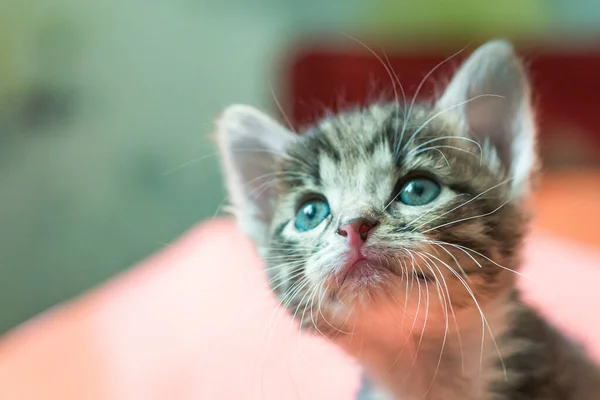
[333,290,517,400]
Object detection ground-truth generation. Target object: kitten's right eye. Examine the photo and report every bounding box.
[295,198,330,232]
[395,177,441,206]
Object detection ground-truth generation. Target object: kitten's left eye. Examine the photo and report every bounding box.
[398,178,441,206]
[295,198,330,231]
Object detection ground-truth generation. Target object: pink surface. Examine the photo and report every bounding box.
[0,218,599,400]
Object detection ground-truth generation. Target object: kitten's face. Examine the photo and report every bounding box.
[266,105,524,328]
[217,41,536,335]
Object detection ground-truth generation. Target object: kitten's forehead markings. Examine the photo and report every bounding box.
[317,127,395,215]
[369,141,396,205]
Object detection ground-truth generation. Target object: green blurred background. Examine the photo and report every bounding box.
[0,0,598,333]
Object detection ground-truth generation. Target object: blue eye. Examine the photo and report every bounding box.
[399,178,441,206]
[294,198,330,232]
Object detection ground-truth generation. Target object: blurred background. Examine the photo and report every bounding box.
[1,0,599,334]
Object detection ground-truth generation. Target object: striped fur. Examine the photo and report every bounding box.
[216,41,600,399]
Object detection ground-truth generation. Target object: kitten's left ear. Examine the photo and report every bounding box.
[436,40,537,198]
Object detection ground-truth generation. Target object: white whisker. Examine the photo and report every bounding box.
[405,93,505,149]
[402,44,470,149]
[422,197,513,234]
[269,83,296,133]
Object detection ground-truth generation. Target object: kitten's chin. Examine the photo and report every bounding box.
[331,258,394,295]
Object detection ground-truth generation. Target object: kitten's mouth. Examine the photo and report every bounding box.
[335,257,389,288]
[334,257,434,289]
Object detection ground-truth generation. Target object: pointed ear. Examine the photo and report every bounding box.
[216,105,298,248]
[436,40,537,199]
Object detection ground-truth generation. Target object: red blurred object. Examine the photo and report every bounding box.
[283,41,600,152]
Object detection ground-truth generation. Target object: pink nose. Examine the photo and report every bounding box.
[336,218,378,247]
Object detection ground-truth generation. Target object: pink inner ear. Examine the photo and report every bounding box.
[465,97,505,133]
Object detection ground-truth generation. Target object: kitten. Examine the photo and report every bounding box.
[216,40,600,399]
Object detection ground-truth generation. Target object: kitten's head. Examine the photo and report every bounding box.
[216,41,536,335]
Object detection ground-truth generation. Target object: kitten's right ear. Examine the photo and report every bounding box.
[216,105,298,248]
[436,40,537,199]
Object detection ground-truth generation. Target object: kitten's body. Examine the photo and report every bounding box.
[216,41,600,399]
